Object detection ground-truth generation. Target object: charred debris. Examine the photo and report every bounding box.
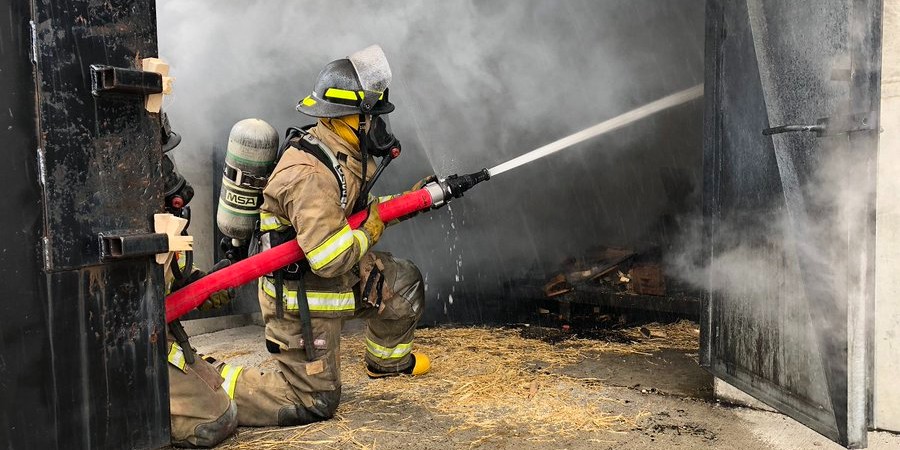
[508,244,701,344]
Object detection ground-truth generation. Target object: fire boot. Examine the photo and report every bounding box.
[366,352,431,378]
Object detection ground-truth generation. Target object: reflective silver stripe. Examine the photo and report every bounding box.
[365,337,412,360]
[167,342,187,372]
[260,212,291,231]
[306,225,354,270]
[353,229,369,257]
[219,364,244,400]
[306,291,356,312]
[260,278,355,312]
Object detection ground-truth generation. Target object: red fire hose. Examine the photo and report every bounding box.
[165,188,434,323]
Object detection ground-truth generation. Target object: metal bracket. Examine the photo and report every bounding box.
[90,65,163,97]
[99,232,169,260]
[763,111,877,137]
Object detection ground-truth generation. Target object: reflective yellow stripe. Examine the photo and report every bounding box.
[307,291,356,311]
[353,229,369,257]
[302,96,317,107]
[324,88,359,101]
[377,194,397,203]
[260,278,355,312]
[356,91,385,100]
[260,212,291,232]
[306,225,354,270]
[219,364,244,400]
[365,338,412,360]
[167,342,187,372]
[322,89,385,101]
[176,250,188,270]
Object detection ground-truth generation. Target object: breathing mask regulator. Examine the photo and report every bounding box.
[160,113,194,216]
[354,111,402,213]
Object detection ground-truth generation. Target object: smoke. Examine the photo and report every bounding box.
[157,0,705,323]
[667,146,875,301]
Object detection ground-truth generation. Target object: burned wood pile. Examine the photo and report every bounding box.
[543,246,667,299]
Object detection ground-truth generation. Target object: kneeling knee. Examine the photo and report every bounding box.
[394,261,425,303]
[176,400,237,448]
[277,388,341,426]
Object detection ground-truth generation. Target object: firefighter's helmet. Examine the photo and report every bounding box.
[296,45,395,118]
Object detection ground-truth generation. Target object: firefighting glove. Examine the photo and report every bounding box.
[199,288,235,311]
[393,174,439,223]
[410,174,438,192]
[199,259,235,310]
[360,200,385,247]
[170,266,234,311]
[168,268,203,293]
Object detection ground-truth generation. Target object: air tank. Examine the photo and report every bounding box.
[216,118,279,241]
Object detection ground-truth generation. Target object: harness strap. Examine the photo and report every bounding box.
[168,320,195,365]
[274,268,285,319]
[361,265,385,311]
[296,274,316,361]
[291,133,348,210]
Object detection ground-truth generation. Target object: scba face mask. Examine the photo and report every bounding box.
[363,115,400,157]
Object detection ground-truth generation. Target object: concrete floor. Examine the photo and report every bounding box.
[189,324,900,449]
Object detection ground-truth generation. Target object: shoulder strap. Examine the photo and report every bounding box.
[287,129,349,211]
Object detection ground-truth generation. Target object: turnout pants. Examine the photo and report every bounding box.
[166,333,238,447]
[231,252,425,426]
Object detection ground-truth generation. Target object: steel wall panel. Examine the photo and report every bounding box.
[702,0,881,447]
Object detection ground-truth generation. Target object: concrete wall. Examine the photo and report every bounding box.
[874,0,900,433]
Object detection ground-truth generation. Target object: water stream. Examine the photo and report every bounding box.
[488,84,704,177]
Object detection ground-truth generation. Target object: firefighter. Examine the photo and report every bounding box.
[160,113,239,447]
[215,44,431,427]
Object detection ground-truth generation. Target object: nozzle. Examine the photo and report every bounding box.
[423,168,491,208]
[443,168,490,199]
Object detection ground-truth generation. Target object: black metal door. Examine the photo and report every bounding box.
[702,0,881,447]
[1,1,170,448]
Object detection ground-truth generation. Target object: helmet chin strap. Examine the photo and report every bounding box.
[352,113,398,214]
[353,113,370,214]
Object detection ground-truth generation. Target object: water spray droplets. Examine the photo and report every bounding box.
[436,204,466,313]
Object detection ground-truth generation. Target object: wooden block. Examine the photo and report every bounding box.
[142,57,169,76]
[154,213,192,264]
[142,57,172,113]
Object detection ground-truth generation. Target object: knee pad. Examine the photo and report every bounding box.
[393,261,425,309]
[173,400,237,448]
[310,388,341,419]
[277,387,342,426]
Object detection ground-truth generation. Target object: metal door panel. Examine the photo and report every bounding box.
[702,0,881,447]
[0,0,171,447]
[34,0,165,270]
